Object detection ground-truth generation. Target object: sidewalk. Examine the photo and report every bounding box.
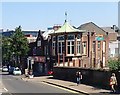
[21,75,111,95]
[0,79,8,93]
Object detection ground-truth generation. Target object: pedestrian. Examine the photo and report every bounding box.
[76,71,82,86]
[110,73,117,92]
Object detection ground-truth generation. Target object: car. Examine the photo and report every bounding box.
[48,70,53,75]
[2,66,8,72]
[0,67,2,71]
[13,67,22,75]
[9,67,15,74]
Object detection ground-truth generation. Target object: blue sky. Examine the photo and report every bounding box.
[2,2,118,31]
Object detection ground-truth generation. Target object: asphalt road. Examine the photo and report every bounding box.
[1,72,78,94]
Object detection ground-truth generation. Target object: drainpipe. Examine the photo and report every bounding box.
[88,32,90,57]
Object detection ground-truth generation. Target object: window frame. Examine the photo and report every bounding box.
[82,41,87,55]
[67,34,75,56]
[57,35,65,55]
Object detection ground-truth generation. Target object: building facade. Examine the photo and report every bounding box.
[48,21,109,69]
[27,30,49,76]
[102,26,120,59]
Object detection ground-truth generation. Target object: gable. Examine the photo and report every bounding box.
[36,30,44,41]
[78,22,106,35]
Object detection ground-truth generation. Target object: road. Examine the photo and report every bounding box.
[1,71,80,94]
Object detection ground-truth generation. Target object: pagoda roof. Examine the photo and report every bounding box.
[50,21,86,35]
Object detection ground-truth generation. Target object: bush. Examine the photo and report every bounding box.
[108,59,120,71]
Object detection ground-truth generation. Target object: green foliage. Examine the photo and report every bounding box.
[2,36,13,62]
[108,59,120,71]
[11,26,29,57]
[2,26,29,66]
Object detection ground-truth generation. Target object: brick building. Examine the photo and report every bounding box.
[48,21,109,69]
[78,22,109,68]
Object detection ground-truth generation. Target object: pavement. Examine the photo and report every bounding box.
[0,77,8,93]
[21,75,112,95]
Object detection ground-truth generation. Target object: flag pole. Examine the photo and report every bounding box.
[65,11,67,22]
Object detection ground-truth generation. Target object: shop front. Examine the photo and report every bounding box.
[27,56,47,76]
[33,56,47,76]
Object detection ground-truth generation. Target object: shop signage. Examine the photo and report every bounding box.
[95,36,104,41]
[34,56,45,62]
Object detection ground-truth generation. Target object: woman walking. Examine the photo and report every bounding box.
[110,73,117,92]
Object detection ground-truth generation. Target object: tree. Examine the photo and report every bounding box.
[2,36,13,65]
[108,59,120,71]
[11,26,29,67]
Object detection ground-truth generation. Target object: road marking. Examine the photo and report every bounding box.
[41,82,79,93]
[4,88,8,92]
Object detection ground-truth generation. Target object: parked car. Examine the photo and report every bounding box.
[48,70,53,75]
[9,67,15,74]
[2,66,8,72]
[0,67,2,71]
[13,67,22,75]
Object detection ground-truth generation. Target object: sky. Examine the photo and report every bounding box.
[1,2,119,31]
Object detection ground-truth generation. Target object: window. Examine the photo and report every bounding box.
[82,42,87,55]
[58,42,64,55]
[98,41,101,49]
[67,34,75,40]
[92,41,96,52]
[33,47,36,55]
[67,41,74,54]
[77,34,81,54]
[58,35,64,55]
[52,36,56,41]
[44,46,46,55]
[58,35,64,40]
[77,34,81,39]
[77,41,81,54]
[103,41,106,53]
[52,36,56,56]
[115,48,119,57]
[67,34,75,55]
[37,40,41,46]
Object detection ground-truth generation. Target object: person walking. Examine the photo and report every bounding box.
[76,71,82,86]
[110,73,117,92]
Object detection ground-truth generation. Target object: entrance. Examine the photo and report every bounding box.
[33,62,45,76]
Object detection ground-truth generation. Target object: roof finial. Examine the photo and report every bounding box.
[65,11,67,22]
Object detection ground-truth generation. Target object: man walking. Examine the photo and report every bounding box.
[76,71,82,86]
